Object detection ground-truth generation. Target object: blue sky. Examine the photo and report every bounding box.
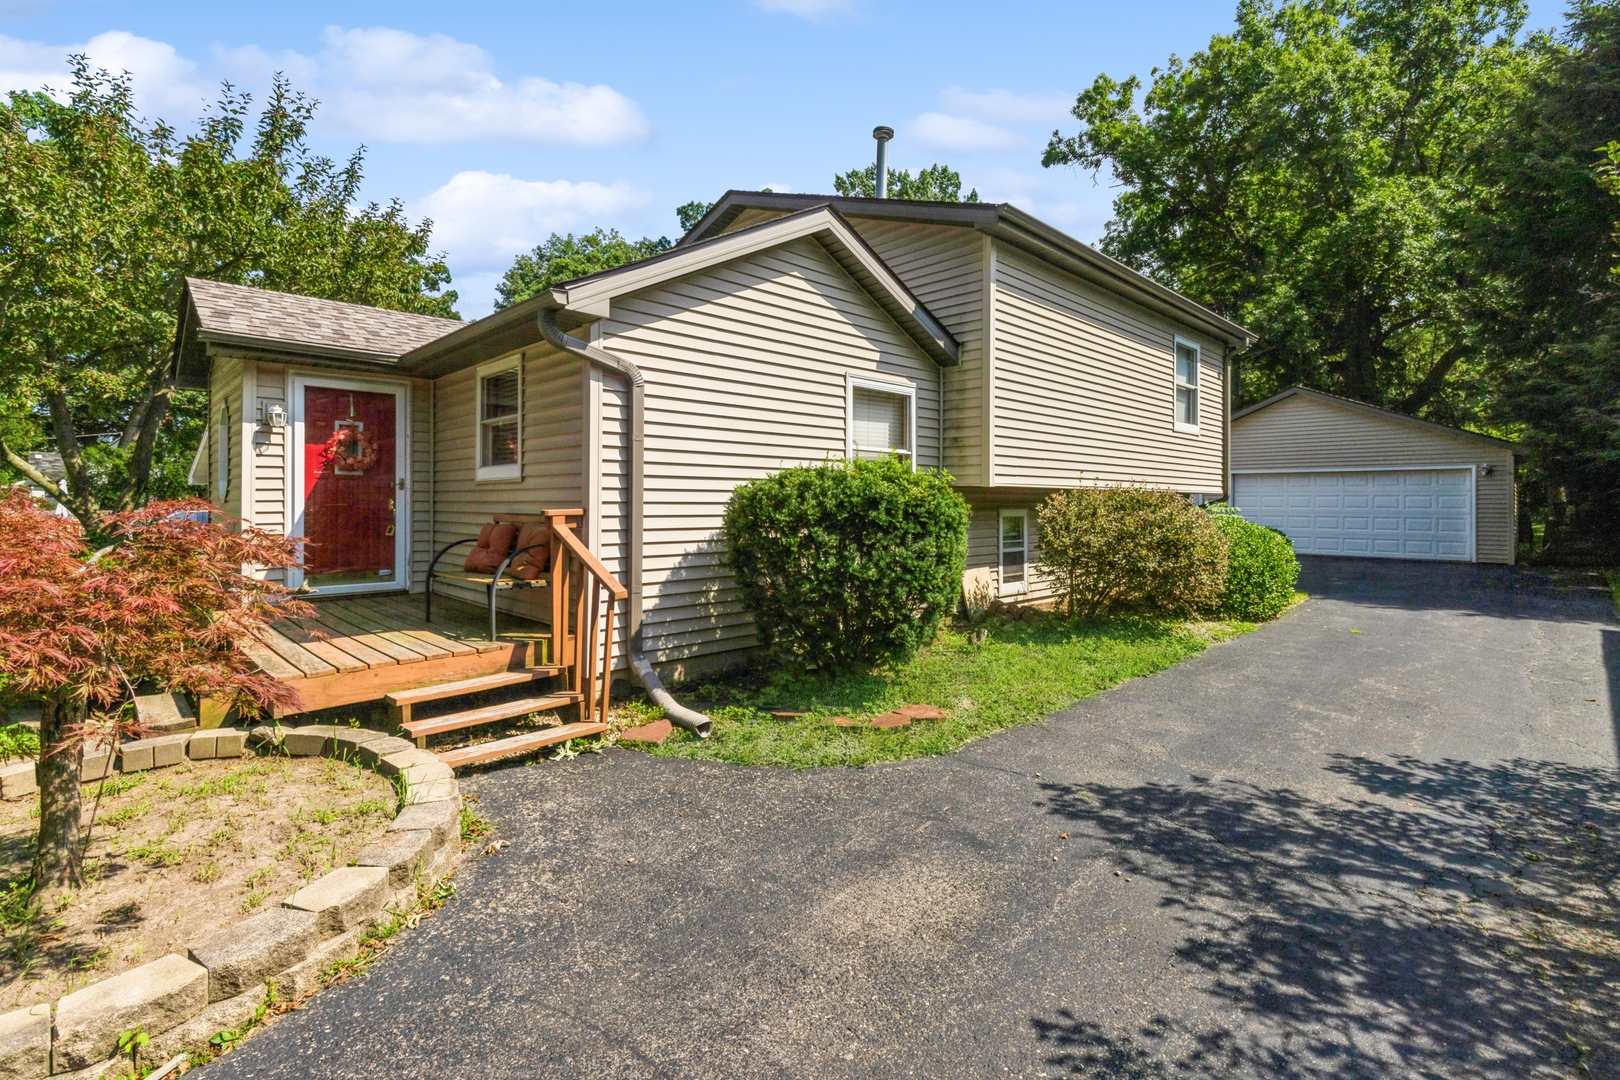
[1,0,1566,317]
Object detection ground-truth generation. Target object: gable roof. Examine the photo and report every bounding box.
[681,191,1255,350]
[1233,386,1517,449]
[178,278,463,370]
[400,205,959,379]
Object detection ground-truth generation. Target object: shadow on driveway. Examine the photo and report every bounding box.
[1297,556,1617,625]
[1031,755,1620,1078]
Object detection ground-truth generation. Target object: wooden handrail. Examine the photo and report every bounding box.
[543,510,624,727]
[546,512,629,600]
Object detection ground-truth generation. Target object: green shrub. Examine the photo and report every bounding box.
[1212,510,1299,620]
[723,456,969,673]
[1035,487,1228,618]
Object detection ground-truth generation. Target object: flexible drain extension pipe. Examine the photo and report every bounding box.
[539,309,713,738]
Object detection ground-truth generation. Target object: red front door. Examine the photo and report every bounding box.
[302,386,398,589]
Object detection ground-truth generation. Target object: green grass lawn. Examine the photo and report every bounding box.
[618,612,1265,769]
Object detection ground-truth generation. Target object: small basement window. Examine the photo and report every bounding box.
[848,377,914,462]
[477,359,521,480]
[999,509,1027,596]
[1174,338,1200,433]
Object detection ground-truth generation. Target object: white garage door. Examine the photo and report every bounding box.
[1231,470,1474,561]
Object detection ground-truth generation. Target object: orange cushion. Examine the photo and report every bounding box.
[509,524,550,580]
[463,522,518,573]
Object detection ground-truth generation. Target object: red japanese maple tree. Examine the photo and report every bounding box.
[0,490,311,891]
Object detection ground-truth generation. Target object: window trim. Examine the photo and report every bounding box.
[216,404,230,501]
[475,356,523,482]
[998,508,1028,596]
[1173,336,1201,434]
[845,374,917,468]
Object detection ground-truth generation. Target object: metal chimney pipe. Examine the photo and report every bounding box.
[872,126,894,198]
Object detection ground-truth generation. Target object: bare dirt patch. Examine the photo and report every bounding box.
[0,751,395,1008]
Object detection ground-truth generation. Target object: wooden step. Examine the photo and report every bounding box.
[385,668,563,709]
[401,693,583,742]
[438,722,609,769]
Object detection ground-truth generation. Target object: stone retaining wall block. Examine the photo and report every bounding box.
[280,726,341,757]
[145,986,264,1063]
[0,1002,50,1079]
[403,780,459,806]
[283,867,389,936]
[0,761,36,802]
[186,909,319,1003]
[355,830,435,890]
[353,736,415,767]
[387,800,459,848]
[52,954,207,1072]
[276,926,363,1002]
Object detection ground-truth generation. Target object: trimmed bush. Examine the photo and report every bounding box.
[723,456,969,673]
[1035,487,1228,618]
[1212,510,1299,620]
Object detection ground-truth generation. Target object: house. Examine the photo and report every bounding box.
[173,193,1252,751]
[1230,386,1518,564]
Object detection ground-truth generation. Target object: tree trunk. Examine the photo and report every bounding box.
[32,692,85,893]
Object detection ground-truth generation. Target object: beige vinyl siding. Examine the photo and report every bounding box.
[249,364,287,540]
[845,219,987,485]
[428,343,585,614]
[585,364,631,671]
[207,356,244,523]
[991,246,1226,493]
[407,377,433,592]
[600,235,944,670]
[1232,393,1517,564]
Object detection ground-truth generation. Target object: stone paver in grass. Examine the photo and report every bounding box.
[618,720,673,745]
[896,704,949,720]
[869,712,911,729]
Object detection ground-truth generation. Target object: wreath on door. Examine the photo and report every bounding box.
[325,423,380,475]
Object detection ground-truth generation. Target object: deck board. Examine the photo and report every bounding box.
[240,592,552,716]
[309,607,430,665]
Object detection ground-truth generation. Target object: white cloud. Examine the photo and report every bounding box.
[415,171,652,270]
[0,30,212,117]
[317,26,648,146]
[937,86,1073,127]
[909,112,1025,154]
[750,0,857,21]
[0,26,648,148]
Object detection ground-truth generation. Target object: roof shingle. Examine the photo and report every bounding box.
[185,278,462,363]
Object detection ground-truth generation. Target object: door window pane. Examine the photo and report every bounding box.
[851,386,910,460]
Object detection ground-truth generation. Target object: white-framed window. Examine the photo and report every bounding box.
[999,509,1027,596]
[1174,337,1200,433]
[476,357,521,481]
[847,375,915,464]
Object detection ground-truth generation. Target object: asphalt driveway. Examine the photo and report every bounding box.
[208,558,1620,1079]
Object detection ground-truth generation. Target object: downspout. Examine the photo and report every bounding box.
[540,308,712,738]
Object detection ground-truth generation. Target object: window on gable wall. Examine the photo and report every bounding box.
[1174,339,1200,432]
[849,380,913,462]
[216,404,230,501]
[477,359,521,480]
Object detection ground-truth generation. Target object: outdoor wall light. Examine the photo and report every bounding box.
[1479,462,1494,477]
[260,403,288,429]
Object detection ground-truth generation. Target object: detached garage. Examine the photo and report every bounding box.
[1230,387,1518,564]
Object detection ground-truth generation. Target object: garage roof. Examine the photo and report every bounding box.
[1233,386,1517,450]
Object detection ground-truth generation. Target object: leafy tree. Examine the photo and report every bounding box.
[833,162,980,202]
[0,62,457,533]
[676,200,715,233]
[494,228,673,310]
[0,490,308,892]
[1043,0,1531,419]
[1473,1,1620,558]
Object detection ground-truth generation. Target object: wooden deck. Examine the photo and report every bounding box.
[247,593,553,717]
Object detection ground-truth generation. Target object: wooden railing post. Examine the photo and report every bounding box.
[540,508,628,730]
